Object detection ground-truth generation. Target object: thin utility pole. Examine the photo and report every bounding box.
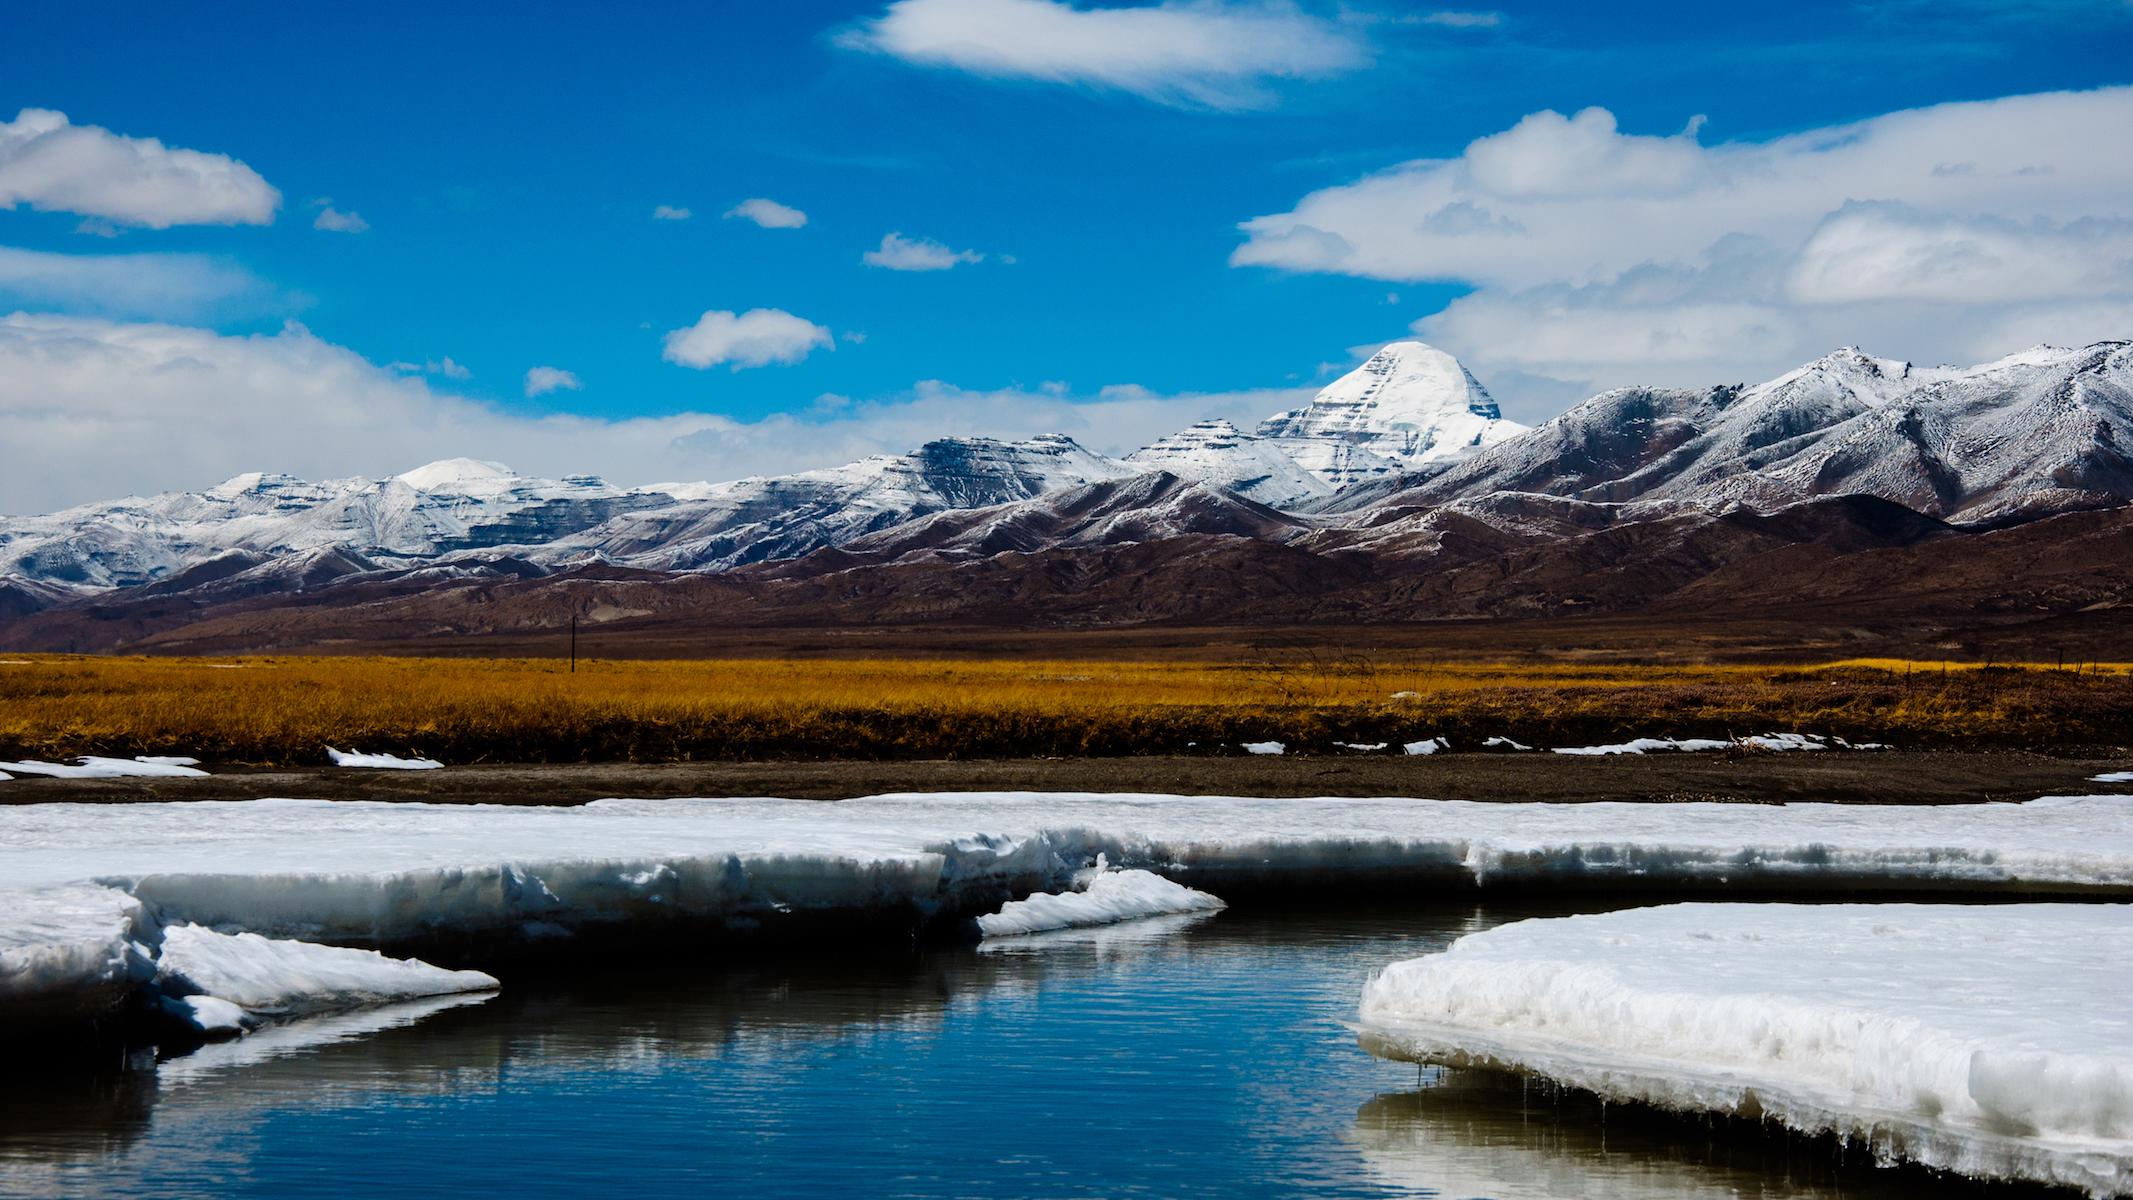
[569,613,577,674]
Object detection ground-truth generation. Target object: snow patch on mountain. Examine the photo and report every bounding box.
[1259,341,1529,483]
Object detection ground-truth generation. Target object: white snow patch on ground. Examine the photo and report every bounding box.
[0,756,209,778]
[977,862,1225,937]
[2095,772,2133,783]
[1359,903,2133,1197]
[1242,741,1285,756]
[325,748,443,770]
[1483,736,1533,751]
[7,792,2133,1027]
[1404,738,1447,755]
[156,924,498,1016]
[1554,737,1733,756]
[1337,742,1389,752]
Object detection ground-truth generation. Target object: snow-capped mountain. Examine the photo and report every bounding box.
[1257,341,1529,484]
[1123,420,1335,508]
[0,458,682,590]
[549,434,1138,572]
[1373,341,2133,525]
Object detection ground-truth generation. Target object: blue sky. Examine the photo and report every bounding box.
[1,0,2130,510]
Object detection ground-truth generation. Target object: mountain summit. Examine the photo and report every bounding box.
[1256,341,1528,484]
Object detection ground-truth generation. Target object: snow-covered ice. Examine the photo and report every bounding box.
[1358,903,2133,1197]
[1482,736,1533,751]
[8,791,2133,1032]
[157,924,498,1016]
[977,859,1225,938]
[2096,772,2133,783]
[1242,741,1285,756]
[1554,733,1887,756]
[325,747,444,770]
[1404,738,1447,755]
[0,755,209,779]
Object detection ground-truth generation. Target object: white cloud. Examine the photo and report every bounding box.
[662,308,834,369]
[0,108,279,228]
[0,313,1311,514]
[312,203,369,233]
[389,356,471,381]
[652,204,694,221]
[1417,10,1501,27]
[0,245,279,322]
[1235,87,2133,399]
[839,0,1367,110]
[524,365,582,397]
[863,231,984,271]
[724,197,808,229]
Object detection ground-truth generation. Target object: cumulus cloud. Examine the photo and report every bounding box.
[652,204,693,221]
[1234,87,2133,400]
[662,308,834,369]
[863,231,984,271]
[724,197,807,229]
[839,0,1367,109]
[0,313,1311,514]
[524,366,582,397]
[0,108,279,228]
[0,246,280,322]
[311,201,369,233]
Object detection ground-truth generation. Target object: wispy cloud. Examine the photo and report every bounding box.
[389,356,472,381]
[0,245,281,321]
[838,0,1368,110]
[0,108,279,228]
[724,197,808,229]
[523,366,582,397]
[651,204,694,221]
[311,199,369,233]
[863,231,984,271]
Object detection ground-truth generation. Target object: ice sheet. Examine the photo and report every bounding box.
[7,791,2133,1028]
[1358,903,2133,1197]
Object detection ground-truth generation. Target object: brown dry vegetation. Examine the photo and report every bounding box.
[2,654,2130,765]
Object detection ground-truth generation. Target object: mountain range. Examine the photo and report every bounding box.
[2,338,2129,657]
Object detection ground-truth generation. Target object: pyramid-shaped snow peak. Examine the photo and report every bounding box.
[1257,341,1526,484]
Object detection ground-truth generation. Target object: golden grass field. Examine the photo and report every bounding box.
[2,653,2129,764]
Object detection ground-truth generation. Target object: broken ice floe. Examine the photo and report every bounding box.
[1242,741,1286,755]
[156,924,497,1031]
[325,747,444,770]
[0,756,208,779]
[1403,738,1447,756]
[1358,902,2133,1197]
[976,857,1225,938]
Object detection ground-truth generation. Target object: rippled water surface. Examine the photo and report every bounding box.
[0,903,2053,1199]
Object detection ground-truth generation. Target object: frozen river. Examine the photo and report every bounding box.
[0,902,2063,1199]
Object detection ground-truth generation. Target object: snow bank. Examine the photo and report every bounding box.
[8,791,2133,1030]
[326,747,443,770]
[977,863,1224,937]
[0,756,209,779]
[157,924,498,1016]
[1554,733,1888,756]
[1358,903,2133,1197]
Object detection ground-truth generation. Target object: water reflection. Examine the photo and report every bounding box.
[0,902,2061,1199]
